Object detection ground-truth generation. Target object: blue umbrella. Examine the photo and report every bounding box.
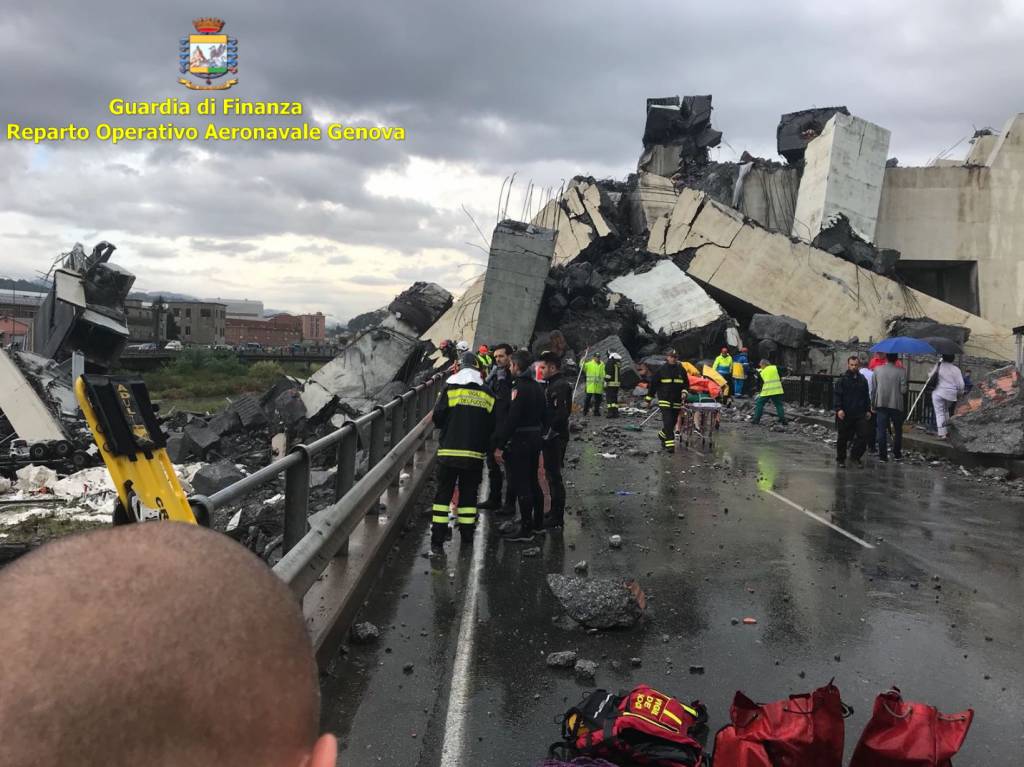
[869,336,937,355]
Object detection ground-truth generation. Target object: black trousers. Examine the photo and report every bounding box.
[658,405,680,451]
[484,449,505,504]
[506,434,543,532]
[583,393,603,415]
[431,462,482,543]
[605,386,619,417]
[836,414,869,461]
[542,435,569,524]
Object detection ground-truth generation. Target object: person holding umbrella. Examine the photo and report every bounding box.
[868,337,931,461]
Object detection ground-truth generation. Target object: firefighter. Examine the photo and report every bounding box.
[540,350,572,529]
[582,352,605,416]
[476,344,493,373]
[604,351,622,418]
[479,342,513,511]
[494,349,546,541]
[650,348,689,452]
[430,352,495,550]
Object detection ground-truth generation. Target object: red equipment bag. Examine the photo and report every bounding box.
[712,680,848,767]
[552,685,709,766]
[849,688,974,766]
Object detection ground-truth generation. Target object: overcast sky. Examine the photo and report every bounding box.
[2,1,1021,323]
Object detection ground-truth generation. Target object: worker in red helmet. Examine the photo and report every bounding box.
[733,346,750,398]
[476,344,493,373]
[713,346,734,398]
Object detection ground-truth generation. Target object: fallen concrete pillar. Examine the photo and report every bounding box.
[949,365,1024,456]
[663,189,1015,361]
[387,282,453,335]
[792,113,891,243]
[608,259,726,336]
[473,219,555,349]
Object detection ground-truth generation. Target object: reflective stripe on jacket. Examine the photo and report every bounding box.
[758,365,784,397]
[432,371,496,464]
[604,360,621,388]
[713,354,733,376]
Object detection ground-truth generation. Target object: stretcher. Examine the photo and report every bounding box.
[677,400,721,448]
[75,374,202,525]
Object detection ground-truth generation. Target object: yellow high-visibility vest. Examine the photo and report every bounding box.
[759,364,784,397]
[583,359,605,394]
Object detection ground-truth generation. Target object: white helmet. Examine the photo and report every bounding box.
[456,340,470,353]
[608,352,622,361]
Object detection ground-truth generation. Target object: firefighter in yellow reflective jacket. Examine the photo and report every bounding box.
[430,352,496,550]
[751,359,787,426]
[604,352,622,418]
[651,348,689,452]
[582,353,606,417]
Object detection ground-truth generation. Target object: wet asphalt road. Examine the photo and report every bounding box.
[320,412,1024,766]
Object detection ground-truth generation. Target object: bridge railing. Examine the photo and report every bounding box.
[188,372,444,658]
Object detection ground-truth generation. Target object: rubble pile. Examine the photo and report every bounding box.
[776,106,851,164]
[638,95,722,178]
[949,366,1024,456]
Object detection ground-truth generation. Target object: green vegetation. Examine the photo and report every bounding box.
[138,349,317,413]
[1,513,106,546]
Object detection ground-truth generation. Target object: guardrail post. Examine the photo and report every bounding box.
[389,400,406,488]
[332,426,357,555]
[284,445,311,554]
[368,407,386,470]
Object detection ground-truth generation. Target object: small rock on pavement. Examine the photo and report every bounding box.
[350,622,381,644]
[522,547,542,558]
[546,650,578,668]
[982,467,1011,481]
[689,665,705,675]
[574,560,589,574]
[609,535,623,549]
[630,657,643,667]
[403,663,415,674]
[191,460,245,495]
[547,574,646,629]
[574,659,598,680]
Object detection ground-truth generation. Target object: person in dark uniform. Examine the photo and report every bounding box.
[479,342,513,511]
[604,351,622,418]
[430,352,495,550]
[651,348,689,452]
[494,349,546,541]
[540,350,572,529]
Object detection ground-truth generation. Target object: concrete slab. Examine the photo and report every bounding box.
[792,113,891,243]
[679,192,1016,361]
[473,220,555,348]
[607,260,725,336]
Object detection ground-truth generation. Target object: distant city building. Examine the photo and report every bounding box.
[166,300,226,345]
[300,312,325,342]
[0,290,45,323]
[207,297,264,319]
[0,317,31,348]
[124,298,168,343]
[225,313,302,347]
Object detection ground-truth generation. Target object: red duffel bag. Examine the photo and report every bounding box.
[849,688,974,767]
[713,681,847,767]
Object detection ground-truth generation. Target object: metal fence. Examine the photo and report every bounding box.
[784,374,937,427]
[188,373,444,656]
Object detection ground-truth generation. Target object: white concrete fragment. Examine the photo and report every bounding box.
[662,188,708,253]
[15,465,59,493]
[608,260,725,335]
[629,173,677,234]
[792,113,891,243]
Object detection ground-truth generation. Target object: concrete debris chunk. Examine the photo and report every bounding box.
[574,659,598,680]
[207,407,242,436]
[629,173,677,235]
[474,220,555,348]
[748,314,808,350]
[546,650,578,668]
[638,94,722,177]
[387,282,454,335]
[777,106,850,164]
[889,317,971,347]
[183,423,220,458]
[608,261,725,337]
[231,394,268,429]
[350,622,381,643]
[165,433,191,464]
[546,574,646,629]
[792,113,891,243]
[15,464,59,493]
[191,460,245,496]
[272,389,307,430]
[949,366,1024,456]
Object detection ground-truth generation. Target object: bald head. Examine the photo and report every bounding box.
[0,523,334,767]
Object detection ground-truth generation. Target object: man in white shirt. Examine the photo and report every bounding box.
[930,354,965,439]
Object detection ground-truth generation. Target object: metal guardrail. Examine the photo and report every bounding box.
[190,373,443,606]
[783,373,938,426]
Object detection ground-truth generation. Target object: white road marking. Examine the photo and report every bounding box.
[764,489,875,549]
[439,512,488,766]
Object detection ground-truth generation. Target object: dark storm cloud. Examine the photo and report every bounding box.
[2,0,1023,303]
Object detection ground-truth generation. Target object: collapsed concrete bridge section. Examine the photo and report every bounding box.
[649,188,1016,362]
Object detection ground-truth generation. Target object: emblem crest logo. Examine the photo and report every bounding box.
[179,18,238,91]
